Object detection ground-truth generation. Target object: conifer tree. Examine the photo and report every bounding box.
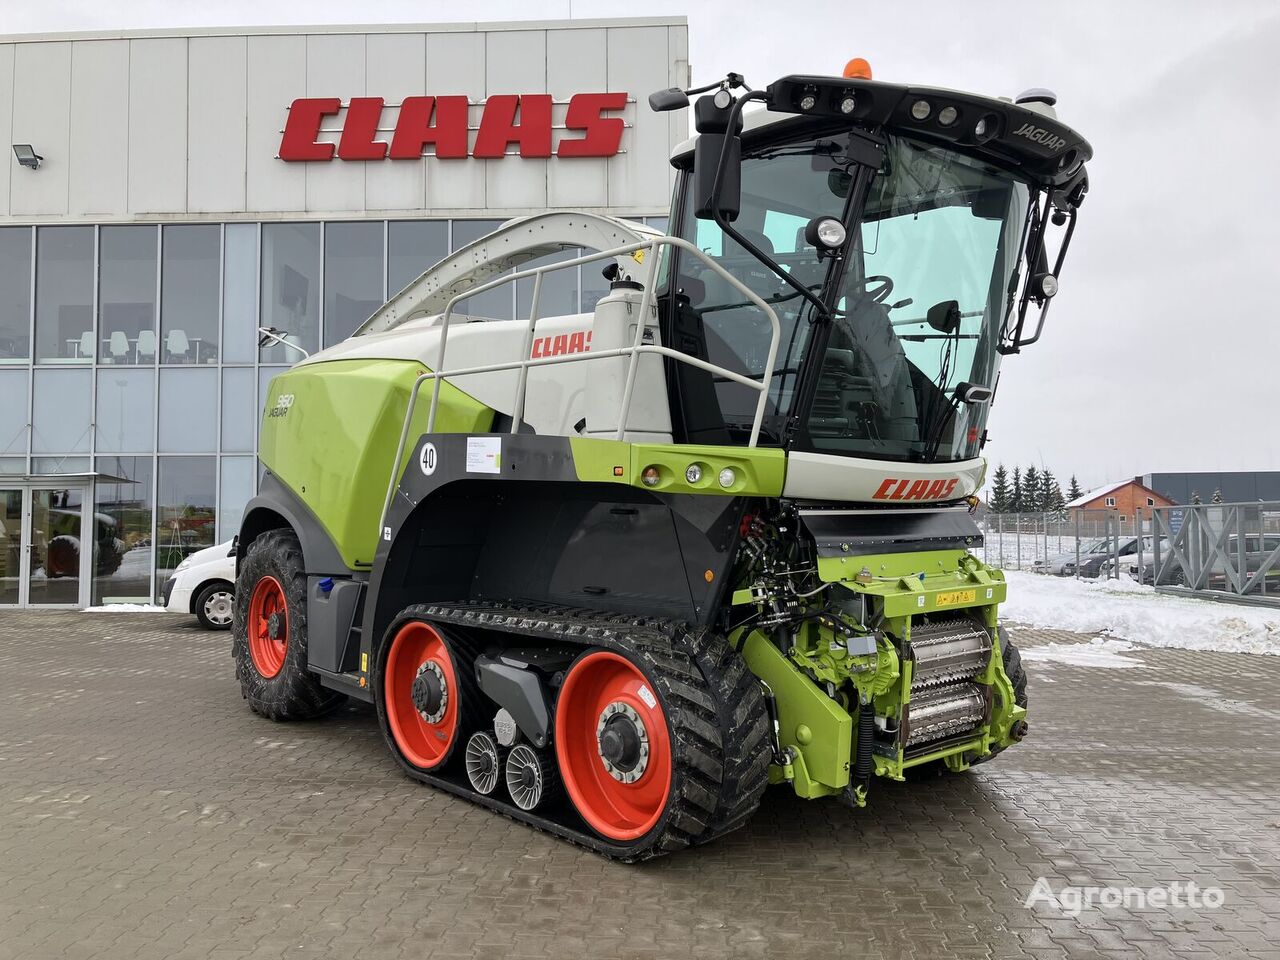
[1023,465,1041,512]
[989,464,1011,512]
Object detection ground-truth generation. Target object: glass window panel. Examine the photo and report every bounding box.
[644,216,669,234]
[35,226,95,363]
[0,227,32,361]
[0,369,29,456]
[32,368,92,453]
[223,223,258,364]
[324,221,384,348]
[0,457,26,475]
[95,369,155,453]
[1,488,19,603]
[92,455,153,604]
[260,223,320,362]
[158,368,217,453]
[99,225,157,365]
[388,220,447,296]
[32,456,90,474]
[516,249,580,319]
[221,367,256,453]
[218,456,255,543]
[156,456,216,591]
[582,255,613,315]
[450,219,511,320]
[162,225,220,365]
[29,486,84,604]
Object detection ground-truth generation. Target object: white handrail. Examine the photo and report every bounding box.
[378,235,782,536]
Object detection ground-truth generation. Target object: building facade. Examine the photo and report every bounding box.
[0,18,688,607]
[1143,472,1280,506]
[1066,478,1174,524]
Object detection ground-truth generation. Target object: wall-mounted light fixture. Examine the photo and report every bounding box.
[12,144,42,170]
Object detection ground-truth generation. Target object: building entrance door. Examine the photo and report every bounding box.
[0,484,92,608]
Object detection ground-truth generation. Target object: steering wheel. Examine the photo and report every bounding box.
[849,274,894,305]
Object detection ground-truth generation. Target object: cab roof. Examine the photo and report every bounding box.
[671,76,1092,190]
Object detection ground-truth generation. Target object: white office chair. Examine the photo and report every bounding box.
[136,329,157,363]
[109,331,130,364]
[78,331,95,359]
[166,329,190,363]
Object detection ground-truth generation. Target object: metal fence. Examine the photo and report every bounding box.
[1150,501,1280,607]
[977,509,1155,579]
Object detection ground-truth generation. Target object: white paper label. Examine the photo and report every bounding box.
[466,436,502,474]
[637,684,657,710]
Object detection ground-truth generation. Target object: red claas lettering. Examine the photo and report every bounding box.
[872,477,961,501]
[280,93,627,162]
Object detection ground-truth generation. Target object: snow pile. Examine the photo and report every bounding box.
[83,604,166,613]
[1001,571,1280,656]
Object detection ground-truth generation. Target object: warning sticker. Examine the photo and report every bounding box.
[466,436,502,474]
[934,589,977,607]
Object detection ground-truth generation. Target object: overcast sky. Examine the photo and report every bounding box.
[6,1,1278,488]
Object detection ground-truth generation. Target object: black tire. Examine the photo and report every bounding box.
[687,629,771,842]
[194,580,235,631]
[232,529,345,721]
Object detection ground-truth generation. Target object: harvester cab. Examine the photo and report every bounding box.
[233,60,1090,861]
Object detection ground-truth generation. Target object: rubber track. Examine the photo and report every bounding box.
[380,602,769,862]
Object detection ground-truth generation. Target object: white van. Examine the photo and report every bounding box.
[161,540,236,630]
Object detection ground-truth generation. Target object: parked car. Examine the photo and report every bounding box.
[162,539,237,630]
[1073,535,1162,578]
[1133,535,1280,591]
[1033,537,1111,576]
[1099,538,1167,579]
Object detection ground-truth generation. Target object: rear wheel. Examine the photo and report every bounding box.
[232,530,345,720]
[194,580,234,630]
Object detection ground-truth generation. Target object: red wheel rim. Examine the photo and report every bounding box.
[556,651,673,841]
[384,621,462,771]
[247,576,288,679]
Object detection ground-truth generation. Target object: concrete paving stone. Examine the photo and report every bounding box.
[1,612,1278,958]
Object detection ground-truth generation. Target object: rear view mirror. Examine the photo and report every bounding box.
[927,300,961,334]
[692,94,742,221]
[648,88,690,112]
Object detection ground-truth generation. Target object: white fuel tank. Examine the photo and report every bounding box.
[584,282,672,443]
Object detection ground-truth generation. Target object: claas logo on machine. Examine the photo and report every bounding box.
[530,330,591,359]
[872,477,960,501]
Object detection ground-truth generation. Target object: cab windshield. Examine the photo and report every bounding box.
[674,130,1031,462]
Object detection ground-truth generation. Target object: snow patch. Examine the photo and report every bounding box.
[1020,638,1146,670]
[83,604,166,613]
[1001,571,1280,656]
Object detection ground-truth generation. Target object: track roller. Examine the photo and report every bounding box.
[505,743,559,811]
[464,731,507,796]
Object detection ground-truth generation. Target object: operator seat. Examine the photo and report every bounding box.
[823,292,919,446]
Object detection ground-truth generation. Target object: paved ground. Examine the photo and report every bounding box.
[1,613,1278,960]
